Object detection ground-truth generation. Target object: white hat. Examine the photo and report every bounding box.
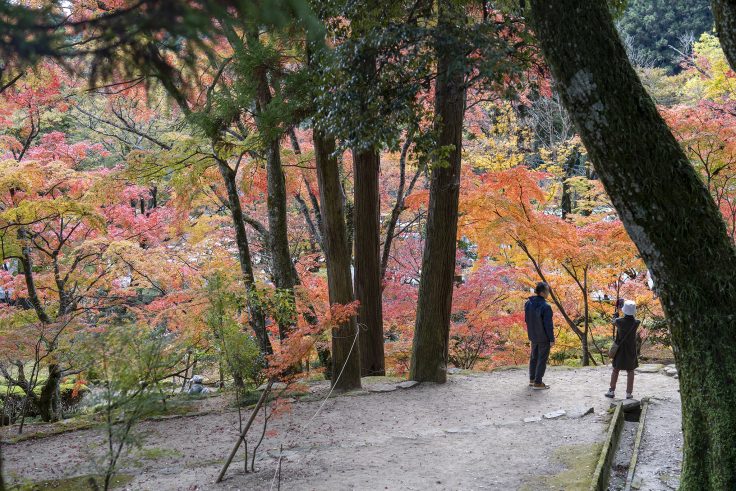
[622,300,636,316]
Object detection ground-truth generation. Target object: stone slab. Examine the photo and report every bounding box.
[636,364,664,373]
[543,409,566,419]
[397,380,420,389]
[367,385,397,393]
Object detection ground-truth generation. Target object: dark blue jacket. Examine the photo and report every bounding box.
[525,295,554,343]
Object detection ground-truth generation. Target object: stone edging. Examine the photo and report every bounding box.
[624,400,649,491]
[590,401,624,491]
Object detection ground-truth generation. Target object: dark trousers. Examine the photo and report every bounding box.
[529,342,551,383]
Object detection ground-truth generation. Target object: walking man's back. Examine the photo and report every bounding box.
[525,282,555,389]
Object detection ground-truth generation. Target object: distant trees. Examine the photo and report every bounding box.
[616,0,713,72]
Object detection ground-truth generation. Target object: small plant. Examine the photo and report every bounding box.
[78,323,183,491]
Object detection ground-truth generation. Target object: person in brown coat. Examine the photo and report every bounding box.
[605,300,640,399]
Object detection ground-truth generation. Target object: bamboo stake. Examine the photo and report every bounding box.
[216,380,274,483]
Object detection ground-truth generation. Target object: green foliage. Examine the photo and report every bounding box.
[75,323,183,489]
[0,0,322,91]
[617,0,713,72]
[312,0,532,169]
[204,274,266,388]
[644,317,671,349]
[12,474,134,491]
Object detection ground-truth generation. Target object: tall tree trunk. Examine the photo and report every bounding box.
[288,127,330,375]
[712,0,736,72]
[353,148,385,376]
[410,1,466,383]
[530,1,736,487]
[254,66,298,341]
[314,129,362,390]
[560,146,578,219]
[217,160,273,355]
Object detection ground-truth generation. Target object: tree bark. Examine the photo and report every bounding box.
[712,0,736,72]
[254,66,298,341]
[19,245,63,421]
[217,160,273,355]
[37,363,62,422]
[410,1,466,383]
[560,147,578,219]
[529,1,736,487]
[353,148,385,376]
[314,129,362,390]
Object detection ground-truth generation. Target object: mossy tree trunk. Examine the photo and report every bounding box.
[529,1,736,487]
[712,0,736,72]
[217,159,273,355]
[253,63,299,342]
[410,0,466,383]
[314,129,362,390]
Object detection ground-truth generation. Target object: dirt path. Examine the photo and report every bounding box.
[2,366,681,490]
[630,392,683,490]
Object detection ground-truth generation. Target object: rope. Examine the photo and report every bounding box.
[267,324,362,490]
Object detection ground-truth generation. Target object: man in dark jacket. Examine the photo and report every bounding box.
[525,282,555,389]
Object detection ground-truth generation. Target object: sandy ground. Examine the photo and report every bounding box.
[2,366,682,491]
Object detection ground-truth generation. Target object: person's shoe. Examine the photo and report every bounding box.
[625,393,634,399]
[529,380,534,387]
[532,382,550,390]
[604,389,615,399]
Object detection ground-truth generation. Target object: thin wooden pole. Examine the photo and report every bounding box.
[216,380,274,483]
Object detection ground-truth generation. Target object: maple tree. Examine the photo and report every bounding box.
[2,1,736,488]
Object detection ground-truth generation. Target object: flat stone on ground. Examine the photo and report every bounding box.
[523,416,542,423]
[543,409,566,419]
[447,367,462,375]
[396,380,420,389]
[368,385,397,393]
[636,364,664,373]
[664,367,678,377]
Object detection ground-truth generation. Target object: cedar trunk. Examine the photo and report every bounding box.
[353,148,385,376]
[217,161,273,355]
[314,130,362,390]
[530,1,736,487]
[410,2,466,383]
